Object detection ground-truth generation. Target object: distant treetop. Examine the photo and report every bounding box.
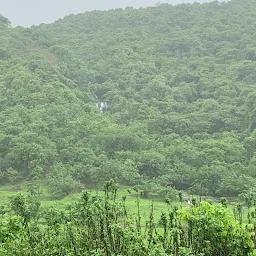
[0,14,11,29]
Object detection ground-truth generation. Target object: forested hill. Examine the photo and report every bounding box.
[1,0,256,198]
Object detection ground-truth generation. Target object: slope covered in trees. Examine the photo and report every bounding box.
[1,0,256,198]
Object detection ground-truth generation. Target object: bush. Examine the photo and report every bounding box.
[47,164,82,198]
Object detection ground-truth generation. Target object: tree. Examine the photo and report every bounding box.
[0,14,11,29]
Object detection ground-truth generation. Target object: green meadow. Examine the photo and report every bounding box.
[0,183,176,221]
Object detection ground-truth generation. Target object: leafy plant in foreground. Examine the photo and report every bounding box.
[0,182,254,255]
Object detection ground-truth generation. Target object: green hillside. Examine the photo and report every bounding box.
[1,0,256,198]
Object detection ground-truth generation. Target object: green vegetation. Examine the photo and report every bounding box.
[1,0,256,199]
[1,0,256,253]
[1,180,255,255]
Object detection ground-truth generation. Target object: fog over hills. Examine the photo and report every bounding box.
[1,0,225,27]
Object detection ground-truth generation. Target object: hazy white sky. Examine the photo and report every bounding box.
[0,0,216,27]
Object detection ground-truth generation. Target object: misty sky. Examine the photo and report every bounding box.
[1,0,217,27]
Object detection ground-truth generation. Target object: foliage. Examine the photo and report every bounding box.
[0,182,254,255]
[47,164,82,198]
[1,0,256,197]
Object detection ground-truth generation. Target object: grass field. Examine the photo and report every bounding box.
[1,182,249,225]
[0,182,179,223]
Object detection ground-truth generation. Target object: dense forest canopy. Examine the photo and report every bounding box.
[1,0,226,27]
[1,0,256,198]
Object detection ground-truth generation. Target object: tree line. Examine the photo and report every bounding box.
[1,0,256,198]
